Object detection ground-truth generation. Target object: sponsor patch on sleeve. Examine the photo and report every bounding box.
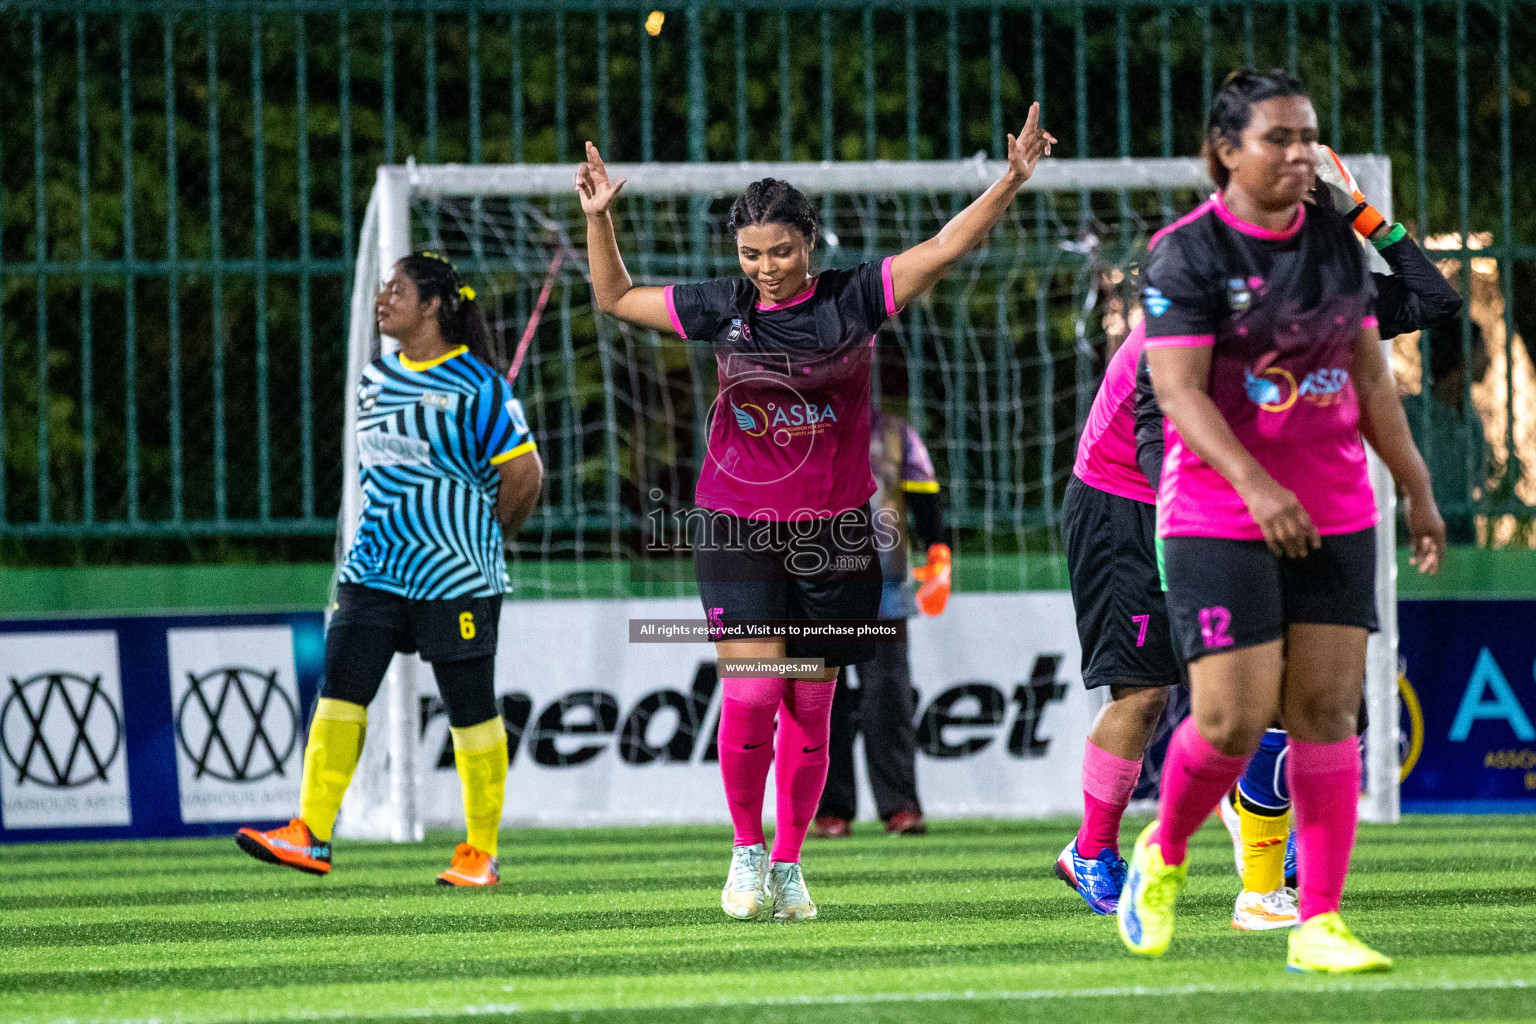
[504,398,530,436]
[1226,278,1252,311]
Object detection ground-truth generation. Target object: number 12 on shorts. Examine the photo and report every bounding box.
[1198,606,1234,648]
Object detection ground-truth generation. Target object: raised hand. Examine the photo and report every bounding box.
[885,101,1055,309]
[1314,144,1387,239]
[1006,102,1057,183]
[575,141,627,216]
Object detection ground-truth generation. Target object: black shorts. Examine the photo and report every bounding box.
[1162,529,1378,665]
[330,582,502,663]
[1061,475,1179,689]
[693,506,883,668]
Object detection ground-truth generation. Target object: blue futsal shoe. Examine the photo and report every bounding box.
[1284,830,1298,889]
[1055,840,1128,915]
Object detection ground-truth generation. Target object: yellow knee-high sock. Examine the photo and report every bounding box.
[298,698,368,842]
[451,717,508,858]
[1235,787,1290,893]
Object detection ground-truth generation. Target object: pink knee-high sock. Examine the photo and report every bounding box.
[1286,736,1361,921]
[1156,718,1250,866]
[1076,740,1143,858]
[718,677,785,847]
[770,679,836,863]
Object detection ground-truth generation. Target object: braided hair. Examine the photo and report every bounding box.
[726,178,818,243]
[396,251,496,367]
[1202,68,1311,190]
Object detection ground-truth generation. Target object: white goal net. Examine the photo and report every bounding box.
[334,157,1400,840]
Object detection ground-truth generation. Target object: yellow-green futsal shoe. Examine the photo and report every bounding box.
[1286,912,1393,973]
[1117,821,1188,956]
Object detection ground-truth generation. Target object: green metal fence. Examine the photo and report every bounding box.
[0,1,1531,547]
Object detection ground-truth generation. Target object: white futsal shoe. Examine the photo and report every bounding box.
[1232,886,1300,931]
[721,843,770,920]
[767,861,818,922]
[1219,791,1298,930]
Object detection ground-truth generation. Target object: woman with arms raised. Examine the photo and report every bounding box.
[577,106,1053,922]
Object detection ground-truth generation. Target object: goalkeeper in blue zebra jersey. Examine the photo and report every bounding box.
[237,252,544,886]
[1131,145,1461,930]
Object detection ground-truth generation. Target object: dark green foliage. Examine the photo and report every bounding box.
[0,3,1531,560]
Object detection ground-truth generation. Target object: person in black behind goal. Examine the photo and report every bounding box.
[814,407,948,839]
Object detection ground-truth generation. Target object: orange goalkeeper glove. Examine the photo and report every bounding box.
[912,543,952,617]
[1315,144,1387,239]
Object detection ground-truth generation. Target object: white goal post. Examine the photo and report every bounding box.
[334,157,1399,841]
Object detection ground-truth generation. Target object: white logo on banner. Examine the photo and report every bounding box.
[0,631,131,829]
[389,593,1091,829]
[166,625,302,823]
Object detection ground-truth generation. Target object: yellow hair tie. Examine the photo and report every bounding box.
[458,285,476,301]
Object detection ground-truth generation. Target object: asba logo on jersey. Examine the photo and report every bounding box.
[771,403,836,427]
[1298,368,1350,405]
[731,403,768,437]
[1244,366,1297,412]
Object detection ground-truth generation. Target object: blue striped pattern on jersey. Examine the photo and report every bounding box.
[339,346,535,599]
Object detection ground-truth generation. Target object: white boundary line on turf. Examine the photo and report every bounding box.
[712,977,1533,1009]
[34,976,1532,1024]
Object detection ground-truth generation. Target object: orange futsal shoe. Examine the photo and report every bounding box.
[437,842,500,887]
[236,818,331,876]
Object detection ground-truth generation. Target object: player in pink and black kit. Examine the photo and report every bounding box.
[576,106,1054,923]
[1059,144,1462,923]
[1116,70,1444,973]
[1054,320,1174,915]
[1183,145,1461,928]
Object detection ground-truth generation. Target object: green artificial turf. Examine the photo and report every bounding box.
[2,817,1533,1023]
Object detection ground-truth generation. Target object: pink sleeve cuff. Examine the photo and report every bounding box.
[1361,315,1380,330]
[881,256,898,319]
[664,285,688,339]
[1144,334,1215,349]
